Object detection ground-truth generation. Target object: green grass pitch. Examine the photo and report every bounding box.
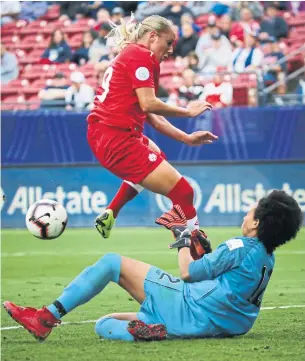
[1,227,305,361]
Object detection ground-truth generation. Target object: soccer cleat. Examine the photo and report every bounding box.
[3,301,61,342]
[127,320,167,341]
[95,209,115,239]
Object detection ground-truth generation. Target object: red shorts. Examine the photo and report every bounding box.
[87,123,165,184]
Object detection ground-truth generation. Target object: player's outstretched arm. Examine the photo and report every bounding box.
[136,87,213,118]
[147,113,218,146]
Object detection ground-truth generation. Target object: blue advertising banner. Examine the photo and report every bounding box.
[2,107,305,165]
[2,163,305,228]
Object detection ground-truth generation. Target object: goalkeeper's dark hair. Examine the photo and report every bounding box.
[255,190,303,253]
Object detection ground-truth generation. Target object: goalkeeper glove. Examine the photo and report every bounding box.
[155,205,213,259]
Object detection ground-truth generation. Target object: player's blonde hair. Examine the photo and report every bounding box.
[107,14,173,50]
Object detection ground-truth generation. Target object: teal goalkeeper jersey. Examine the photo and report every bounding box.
[185,237,275,336]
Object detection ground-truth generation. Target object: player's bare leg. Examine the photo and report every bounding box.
[140,160,200,232]
[95,138,163,238]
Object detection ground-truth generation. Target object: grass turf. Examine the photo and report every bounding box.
[1,227,305,361]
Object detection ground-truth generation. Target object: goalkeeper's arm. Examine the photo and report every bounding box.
[178,247,193,281]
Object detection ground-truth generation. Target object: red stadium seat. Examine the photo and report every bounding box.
[40,5,60,21]
[26,95,41,109]
[233,86,248,106]
[31,79,48,88]
[19,20,48,35]
[56,63,77,72]
[1,79,30,101]
[1,20,27,35]
[22,86,43,97]
[1,95,27,111]
[17,34,46,50]
[160,60,182,76]
[86,77,98,89]
[2,35,20,50]
[22,64,47,81]
[24,49,44,64]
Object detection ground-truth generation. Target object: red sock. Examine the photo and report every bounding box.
[108,182,139,218]
[166,177,196,219]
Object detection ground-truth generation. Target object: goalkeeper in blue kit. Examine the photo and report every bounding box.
[3,190,303,341]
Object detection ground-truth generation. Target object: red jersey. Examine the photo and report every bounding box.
[87,44,160,132]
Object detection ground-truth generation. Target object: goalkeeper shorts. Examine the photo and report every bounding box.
[137,266,220,339]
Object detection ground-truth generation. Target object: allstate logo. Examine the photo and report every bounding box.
[155,176,202,212]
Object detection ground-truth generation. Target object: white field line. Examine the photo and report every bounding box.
[1,305,305,331]
[2,250,305,257]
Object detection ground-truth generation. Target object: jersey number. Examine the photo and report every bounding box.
[249,266,273,307]
[97,66,113,103]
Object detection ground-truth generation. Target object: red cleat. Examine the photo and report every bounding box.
[3,301,61,342]
[127,320,167,341]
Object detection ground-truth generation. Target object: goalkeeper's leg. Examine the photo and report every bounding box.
[95,314,167,341]
[4,255,153,341]
[47,255,150,320]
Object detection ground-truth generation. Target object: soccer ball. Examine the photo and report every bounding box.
[26,199,68,239]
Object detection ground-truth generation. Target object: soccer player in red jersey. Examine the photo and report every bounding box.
[87,15,218,237]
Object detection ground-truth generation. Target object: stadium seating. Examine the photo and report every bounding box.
[1,3,305,108]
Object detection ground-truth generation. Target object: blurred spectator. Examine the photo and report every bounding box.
[59,2,91,21]
[231,1,264,21]
[89,23,112,62]
[219,14,233,39]
[178,68,204,101]
[295,73,305,104]
[195,16,231,67]
[117,1,139,14]
[186,51,200,72]
[0,1,21,24]
[111,7,125,24]
[94,45,119,74]
[135,1,167,21]
[0,43,19,84]
[222,10,260,46]
[174,23,199,58]
[239,8,260,34]
[157,84,169,99]
[160,1,194,27]
[86,1,103,19]
[200,72,233,107]
[211,2,230,16]
[179,13,201,36]
[93,8,110,31]
[266,1,289,11]
[287,1,305,14]
[41,30,72,64]
[39,72,69,109]
[185,1,216,16]
[199,31,232,74]
[262,37,287,94]
[72,31,95,65]
[19,1,48,22]
[232,32,263,72]
[65,72,95,111]
[259,4,289,41]
[176,51,200,72]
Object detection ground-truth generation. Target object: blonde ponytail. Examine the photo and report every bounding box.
[107,13,172,50]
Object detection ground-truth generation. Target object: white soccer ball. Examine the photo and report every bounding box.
[25,199,68,239]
